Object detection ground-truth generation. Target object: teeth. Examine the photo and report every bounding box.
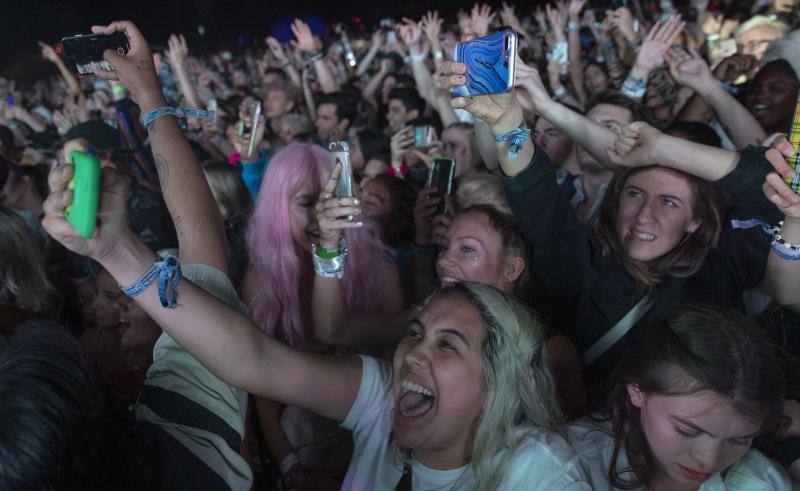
[401,379,433,397]
[440,277,459,284]
[634,231,655,241]
[754,103,768,111]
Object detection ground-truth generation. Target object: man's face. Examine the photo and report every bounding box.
[315,103,341,141]
[264,89,293,119]
[387,99,416,133]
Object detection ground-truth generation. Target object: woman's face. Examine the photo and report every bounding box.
[442,127,477,178]
[584,64,609,95]
[615,168,701,262]
[361,179,393,230]
[91,269,121,329]
[744,64,800,134]
[116,295,161,352]
[629,386,762,486]
[436,213,517,294]
[290,181,318,253]
[359,159,388,189]
[392,293,486,466]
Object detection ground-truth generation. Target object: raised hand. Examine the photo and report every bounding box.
[712,53,757,83]
[633,17,685,75]
[399,19,423,48]
[290,19,321,54]
[605,121,665,168]
[42,162,132,262]
[568,0,586,22]
[314,162,363,250]
[609,7,636,40]
[265,36,289,63]
[89,21,161,105]
[514,56,554,114]
[470,3,496,38]
[499,2,524,33]
[165,33,189,70]
[762,136,800,221]
[421,11,444,42]
[391,127,416,164]
[38,41,60,63]
[665,47,715,91]
[436,61,517,127]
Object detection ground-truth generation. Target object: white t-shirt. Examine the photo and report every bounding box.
[340,355,591,490]
[565,416,792,491]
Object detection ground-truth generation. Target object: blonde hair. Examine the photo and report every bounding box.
[0,206,59,315]
[455,173,512,215]
[734,15,788,40]
[419,283,562,489]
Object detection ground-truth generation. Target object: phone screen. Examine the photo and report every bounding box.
[330,141,355,202]
[453,31,517,97]
[428,158,456,215]
[413,126,434,148]
[62,32,130,75]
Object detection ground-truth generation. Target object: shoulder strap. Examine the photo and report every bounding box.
[581,289,657,368]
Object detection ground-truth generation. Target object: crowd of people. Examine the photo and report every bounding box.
[1,0,800,489]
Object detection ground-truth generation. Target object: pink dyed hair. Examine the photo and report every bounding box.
[246,143,394,348]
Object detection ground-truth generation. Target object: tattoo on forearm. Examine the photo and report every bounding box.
[154,154,169,187]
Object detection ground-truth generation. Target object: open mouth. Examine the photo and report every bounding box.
[439,276,460,286]
[630,229,656,242]
[118,315,131,336]
[398,379,435,418]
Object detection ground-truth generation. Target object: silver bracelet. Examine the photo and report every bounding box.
[311,239,348,278]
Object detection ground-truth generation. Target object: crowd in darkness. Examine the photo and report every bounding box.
[1,0,800,489]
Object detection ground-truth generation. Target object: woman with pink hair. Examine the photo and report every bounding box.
[243,143,403,487]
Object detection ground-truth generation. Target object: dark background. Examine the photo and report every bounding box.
[1,0,483,81]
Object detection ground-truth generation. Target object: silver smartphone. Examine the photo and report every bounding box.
[329,141,355,220]
[247,100,262,157]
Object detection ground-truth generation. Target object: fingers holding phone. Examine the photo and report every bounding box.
[315,160,362,250]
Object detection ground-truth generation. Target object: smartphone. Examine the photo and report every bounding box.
[718,39,737,57]
[207,98,218,114]
[61,32,130,75]
[329,141,355,201]
[412,125,434,148]
[428,157,456,215]
[453,31,517,97]
[549,42,569,74]
[247,100,262,157]
[783,92,800,193]
[65,150,101,238]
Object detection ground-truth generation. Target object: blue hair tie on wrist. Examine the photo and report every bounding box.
[493,123,531,161]
[120,252,183,308]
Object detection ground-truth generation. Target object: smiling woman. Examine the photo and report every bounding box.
[566,305,792,490]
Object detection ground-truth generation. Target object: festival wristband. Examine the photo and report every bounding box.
[141,106,216,127]
[493,122,532,161]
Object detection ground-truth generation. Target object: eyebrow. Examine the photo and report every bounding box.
[408,319,471,348]
[624,185,686,205]
[454,235,485,248]
[671,416,759,440]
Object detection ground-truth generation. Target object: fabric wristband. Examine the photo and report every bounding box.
[119,252,183,308]
[111,85,126,95]
[141,106,216,127]
[493,122,532,161]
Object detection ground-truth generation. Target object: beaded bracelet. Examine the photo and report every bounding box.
[772,221,800,260]
[567,22,580,32]
[119,252,183,308]
[493,122,531,161]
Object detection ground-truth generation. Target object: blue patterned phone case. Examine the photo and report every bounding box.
[453,31,517,97]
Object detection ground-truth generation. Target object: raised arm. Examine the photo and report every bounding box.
[42,80,360,427]
[291,19,340,94]
[666,48,765,148]
[39,41,86,105]
[91,21,226,274]
[265,37,301,89]
[619,17,684,101]
[400,20,437,107]
[567,0,588,105]
[310,164,408,349]
[355,30,384,78]
[760,141,800,310]
[164,34,202,109]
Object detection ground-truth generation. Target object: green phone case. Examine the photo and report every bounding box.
[65,151,101,238]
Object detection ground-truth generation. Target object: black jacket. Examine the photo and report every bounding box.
[503,145,779,407]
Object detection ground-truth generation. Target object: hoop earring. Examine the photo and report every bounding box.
[679,232,692,246]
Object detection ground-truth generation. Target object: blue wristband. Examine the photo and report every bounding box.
[141,106,215,127]
[493,123,532,161]
[120,252,183,308]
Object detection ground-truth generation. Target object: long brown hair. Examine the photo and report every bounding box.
[594,166,726,293]
[605,305,787,489]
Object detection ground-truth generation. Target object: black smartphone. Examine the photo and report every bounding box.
[62,31,130,75]
[428,157,456,215]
